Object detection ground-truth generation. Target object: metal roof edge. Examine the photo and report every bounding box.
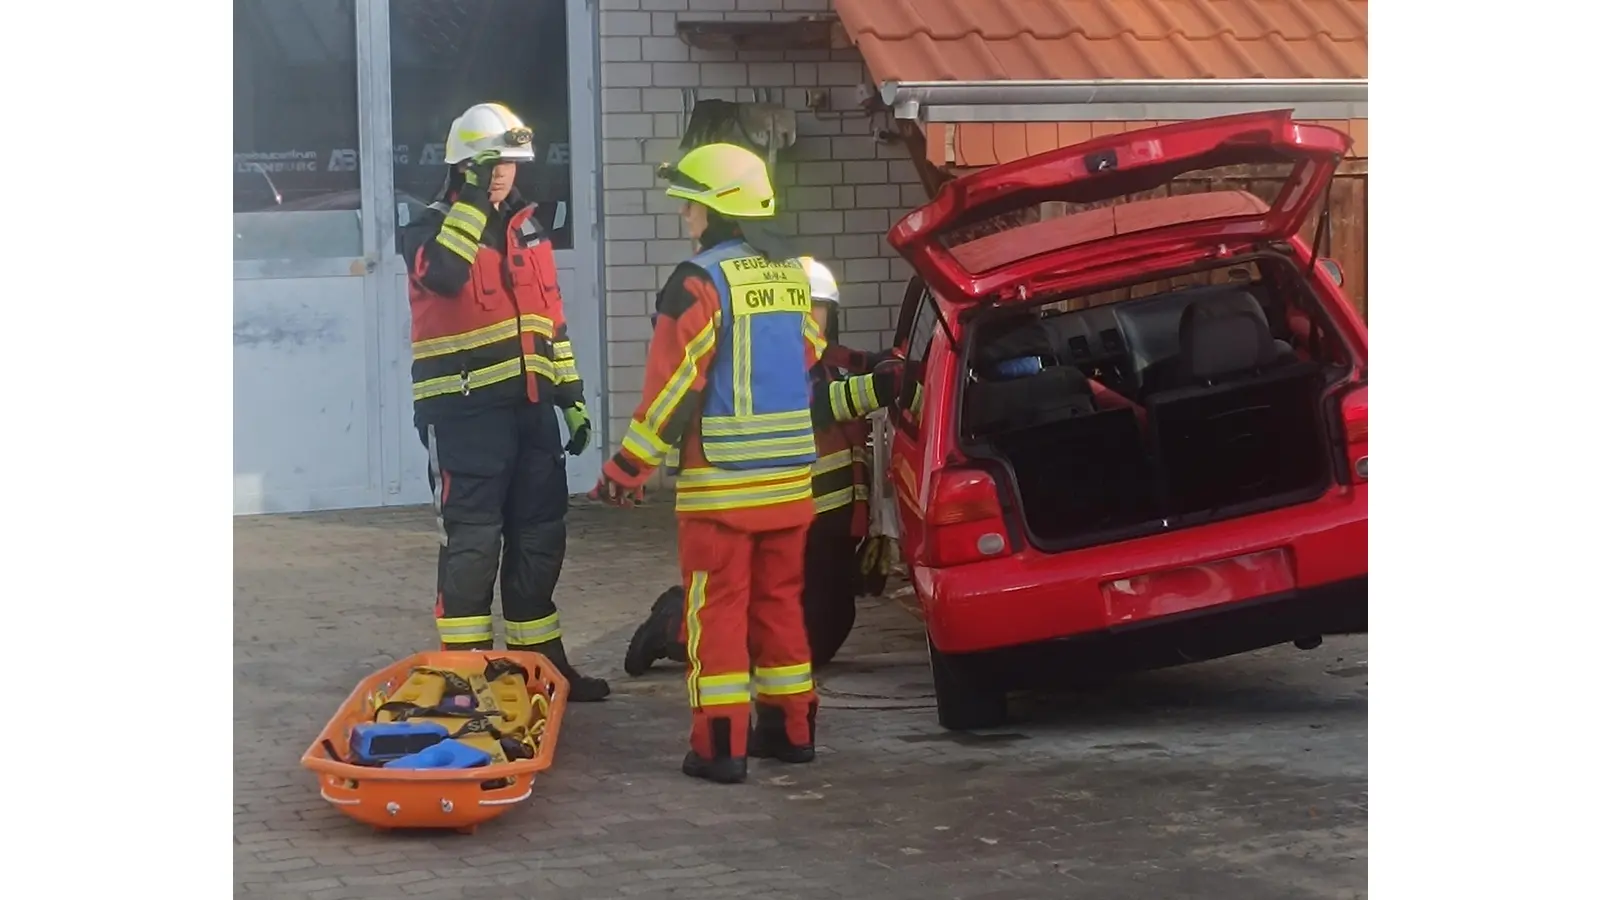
[882,79,1370,120]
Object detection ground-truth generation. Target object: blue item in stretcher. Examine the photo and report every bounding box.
[383,739,492,770]
[350,722,449,765]
[993,356,1044,379]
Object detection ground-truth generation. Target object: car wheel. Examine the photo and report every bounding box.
[926,631,1008,730]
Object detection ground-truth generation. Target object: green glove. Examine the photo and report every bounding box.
[462,149,501,189]
[562,403,591,456]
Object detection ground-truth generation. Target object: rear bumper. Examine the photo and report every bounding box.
[917,485,1367,654]
[945,575,1367,686]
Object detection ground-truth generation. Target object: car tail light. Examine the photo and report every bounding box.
[924,468,1012,567]
[1341,385,1368,482]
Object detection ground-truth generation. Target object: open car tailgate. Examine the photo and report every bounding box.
[888,110,1352,305]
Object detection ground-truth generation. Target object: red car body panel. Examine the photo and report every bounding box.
[883,111,1368,665]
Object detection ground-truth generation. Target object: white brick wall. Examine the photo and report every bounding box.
[597,0,926,455]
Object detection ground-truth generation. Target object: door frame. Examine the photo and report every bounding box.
[368,0,605,506]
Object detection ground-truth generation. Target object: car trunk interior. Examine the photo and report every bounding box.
[959,254,1351,552]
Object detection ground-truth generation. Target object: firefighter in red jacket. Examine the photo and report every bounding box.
[621,257,902,675]
[402,102,608,702]
[592,143,825,784]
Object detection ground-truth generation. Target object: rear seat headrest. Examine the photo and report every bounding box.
[1179,296,1278,380]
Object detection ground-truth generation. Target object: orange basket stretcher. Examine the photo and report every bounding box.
[300,649,568,833]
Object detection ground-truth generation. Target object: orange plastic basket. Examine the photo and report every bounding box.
[300,650,569,833]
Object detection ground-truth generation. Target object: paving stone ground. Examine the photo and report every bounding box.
[236,499,1368,900]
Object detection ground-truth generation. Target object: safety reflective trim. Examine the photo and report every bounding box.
[814,485,855,514]
[523,354,557,380]
[447,200,488,233]
[621,419,672,467]
[698,434,818,463]
[414,357,523,400]
[425,425,447,547]
[754,663,814,697]
[851,374,879,415]
[700,408,813,438]
[812,448,853,475]
[519,314,555,338]
[443,204,488,242]
[685,571,708,708]
[551,339,575,360]
[694,671,753,708]
[677,464,813,489]
[435,227,479,263]
[732,315,755,418]
[505,613,561,646]
[802,314,827,359]
[437,615,494,644]
[411,317,520,360]
[553,357,581,383]
[676,479,814,513]
[645,315,720,435]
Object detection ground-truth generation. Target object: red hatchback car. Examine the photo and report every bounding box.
[876,111,1368,730]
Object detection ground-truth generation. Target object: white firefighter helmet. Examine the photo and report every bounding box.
[800,256,840,305]
[444,102,537,164]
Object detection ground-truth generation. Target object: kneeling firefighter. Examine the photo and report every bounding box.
[401,101,608,702]
[592,143,826,784]
[621,257,904,676]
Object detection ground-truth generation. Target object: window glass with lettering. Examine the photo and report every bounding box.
[390,0,574,251]
[233,0,362,260]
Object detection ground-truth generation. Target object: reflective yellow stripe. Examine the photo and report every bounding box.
[553,357,581,382]
[551,340,575,360]
[697,434,817,464]
[413,357,523,400]
[675,464,814,513]
[803,314,827,358]
[621,419,671,466]
[520,314,555,338]
[700,408,813,438]
[754,662,814,697]
[523,354,556,380]
[443,206,487,242]
[814,485,854,514]
[850,374,877,415]
[505,613,561,646]
[435,227,478,262]
[436,615,494,645]
[447,201,488,232]
[694,671,752,707]
[646,315,720,435]
[411,317,520,360]
[733,315,755,418]
[812,448,853,475]
[685,571,708,707]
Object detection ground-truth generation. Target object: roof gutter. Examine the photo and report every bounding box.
[882,79,1369,123]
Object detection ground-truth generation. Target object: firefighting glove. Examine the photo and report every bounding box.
[872,356,907,409]
[561,403,592,456]
[462,150,502,189]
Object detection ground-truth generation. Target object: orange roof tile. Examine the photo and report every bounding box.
[835,0,1368,81]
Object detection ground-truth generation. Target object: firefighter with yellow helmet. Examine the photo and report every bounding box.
[591,143,826,783]
[401,102,609,702]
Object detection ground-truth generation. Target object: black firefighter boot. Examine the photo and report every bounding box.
[521,638,611,702]
[682,716,748,785]
[748,701,816,764]
[623,585,689,676]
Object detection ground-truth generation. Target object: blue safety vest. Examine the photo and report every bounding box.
[689,239,818,471]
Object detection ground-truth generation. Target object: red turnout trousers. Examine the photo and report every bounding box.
[677,515,816,759]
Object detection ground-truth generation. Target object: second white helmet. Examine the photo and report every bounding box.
[444,102,536,164]
[800,256,840,305]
